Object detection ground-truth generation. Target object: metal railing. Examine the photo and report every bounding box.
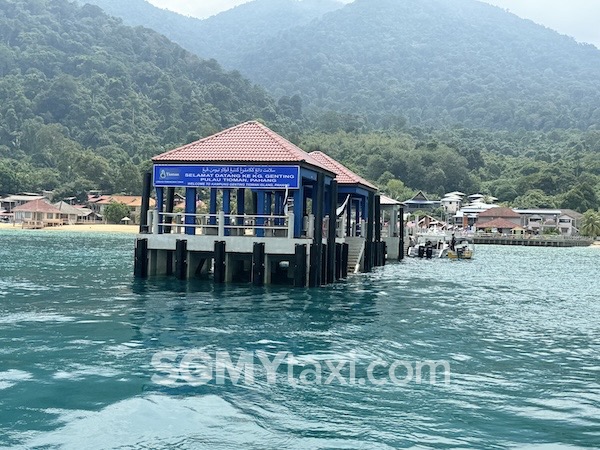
[149,210,294,238]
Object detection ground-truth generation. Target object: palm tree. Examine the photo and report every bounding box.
[581,210,600,238]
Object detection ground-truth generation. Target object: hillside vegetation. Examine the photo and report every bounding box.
[0,0,291,195]
[90,0,600,132]
[0,0,598,212]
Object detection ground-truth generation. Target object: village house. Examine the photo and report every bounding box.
[12,199,62,228]
[0,194,46,213]
[88,195,155,224]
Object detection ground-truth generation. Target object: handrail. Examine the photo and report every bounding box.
[150,211,295,238]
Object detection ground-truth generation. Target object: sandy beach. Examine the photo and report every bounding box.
[0,223,139,234]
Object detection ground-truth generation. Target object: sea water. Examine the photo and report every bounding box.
[0,230,598,449]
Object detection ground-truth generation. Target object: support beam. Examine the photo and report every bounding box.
[335,243,342,281]
[185,188,196,235]
[223,189,231,236]
[164,187,175,234]
[341,243,349,279]
[134,238,148,278]
[375,194,381,242]
[294,244,307,287]
[293,186,304,238]
[399,206,405,260]
[326,180,338,284]
[214,241,226,284]
[256,191,265,237]
[175,239,187,280]
[309,172,325,287]
[156,187,164,235]
[209,188,217,225]
[139,172,151,233]
[365,191,375,272]
[252,242,265,286]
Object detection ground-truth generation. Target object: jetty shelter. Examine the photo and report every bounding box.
[309,151,395,269]
[135,121,388,287]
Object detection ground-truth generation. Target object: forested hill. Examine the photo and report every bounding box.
[235,0,600,131]
[91,0,600,132]
[0,0,290,195]
[76,0,344,70]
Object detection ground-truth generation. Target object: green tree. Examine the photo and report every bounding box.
[580,210,600,237]
[104,201,130,224]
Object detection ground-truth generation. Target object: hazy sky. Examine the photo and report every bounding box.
[146,0,600,48]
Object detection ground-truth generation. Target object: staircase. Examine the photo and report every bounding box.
[345,237,365,274]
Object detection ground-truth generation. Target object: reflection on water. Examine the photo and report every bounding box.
[0,231,599,448]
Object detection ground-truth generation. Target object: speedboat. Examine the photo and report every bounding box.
[407,234,449,259]
[447,237,474,259]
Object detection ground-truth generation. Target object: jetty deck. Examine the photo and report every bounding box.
[473,234,592,247]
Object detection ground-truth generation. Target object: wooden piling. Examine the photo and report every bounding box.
[134,238,148,278]
[214,241,226,284]
[252,242,265,286]
[139,172,151,233]
[175,239,187,280]
[294,244,307,287]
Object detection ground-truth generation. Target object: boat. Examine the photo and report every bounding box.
[407,234,449,259]
[447,236,474,260]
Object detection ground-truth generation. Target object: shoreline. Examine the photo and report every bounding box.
[0,223,139,234]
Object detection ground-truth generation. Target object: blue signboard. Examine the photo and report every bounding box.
[153,164,300,189]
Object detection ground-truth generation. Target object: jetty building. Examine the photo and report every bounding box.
[134,121,403,287]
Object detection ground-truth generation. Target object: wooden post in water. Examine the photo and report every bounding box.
[134,238,148,278]
[341,243,349,279]
[214,241,226,284]
[335,243,343,281]
[139,172,152,233]
[252,242,265,286]
[175,239,187,280]
[294,244,307,287]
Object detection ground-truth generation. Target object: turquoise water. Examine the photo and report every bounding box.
[0,230,598,449]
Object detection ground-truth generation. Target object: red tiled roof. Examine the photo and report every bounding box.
[13,199,62,214]
[476,218,521,229]
[478,207,520,218]
[308,151,377,190]
[96,196,155,208]
[152,121,333,175]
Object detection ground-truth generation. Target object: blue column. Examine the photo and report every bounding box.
[156,187,164,234]
[223,189,231,236]
[185,187,196,235]
[293,186,303,238]
[256,191,265,237]
[209,188,217,225]
[355,200,361,236]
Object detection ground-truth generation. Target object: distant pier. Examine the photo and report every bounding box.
[473,235,593,247]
